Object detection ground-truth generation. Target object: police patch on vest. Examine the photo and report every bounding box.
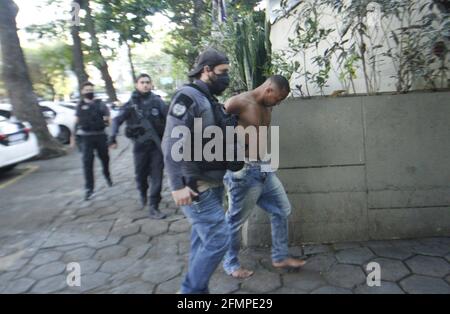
[81,105,89,110]
[171,103,186,117]
[170,93,193,119]
[151,108,160,116]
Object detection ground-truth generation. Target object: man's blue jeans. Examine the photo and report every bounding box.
[223,164,292,275]
[180,186,230,294]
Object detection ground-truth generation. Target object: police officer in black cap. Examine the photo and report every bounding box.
[162,48,235,293]
[109,74,168,220]
[73,81,113,201]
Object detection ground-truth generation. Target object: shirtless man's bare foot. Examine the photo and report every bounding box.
[230,268,254,279]
[272,257,307,269]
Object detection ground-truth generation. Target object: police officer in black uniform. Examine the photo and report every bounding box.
[74,81,113,201]
[109,74,168,220]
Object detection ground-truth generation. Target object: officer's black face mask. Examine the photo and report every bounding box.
[83,92,95,100]
[209,72,230,96]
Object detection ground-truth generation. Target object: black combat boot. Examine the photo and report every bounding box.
[149,204,166,220]
[85,189,94,201]
[139,192,148,209]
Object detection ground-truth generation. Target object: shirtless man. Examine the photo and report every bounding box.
[223,75,306,279]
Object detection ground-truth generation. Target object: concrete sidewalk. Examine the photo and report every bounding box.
[0,142,449,294]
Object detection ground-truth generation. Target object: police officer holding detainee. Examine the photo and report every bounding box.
[73,81,113,201]
[109,74,168,220]
[162,48,239,294]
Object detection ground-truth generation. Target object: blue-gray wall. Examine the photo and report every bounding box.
[244,92,450,245]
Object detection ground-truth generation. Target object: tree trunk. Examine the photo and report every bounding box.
[44,79,56,100]
[211,0,218,28]
[125,41,136,83]
[193,0,205,29]
[70,0,88,93]
[49,84,56,100]
[189,0,205,68]
[0,0,65,159]
[84,0,117,102]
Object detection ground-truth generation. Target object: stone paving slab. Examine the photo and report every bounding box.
[335,247,375,265]
[399,275,450,294]
[405,255,450,278]
[0,143,449,294]
[363,258,410,282]
[354,281,405,294]
[324,264,366,289]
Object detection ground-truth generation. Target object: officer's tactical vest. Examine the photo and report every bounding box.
[125,93,165,145]
[77,100,106,132]
[186,84,244,172]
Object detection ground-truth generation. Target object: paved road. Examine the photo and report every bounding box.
[0,139,449,294]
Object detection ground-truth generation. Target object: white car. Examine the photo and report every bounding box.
[0,103,60,140]
[39,101,77,144]
[107,102,121,120]
[153,89,168,99]
[0,116,40,171]
[58,101,77,111]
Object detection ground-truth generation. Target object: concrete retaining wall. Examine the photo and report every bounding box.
[244,92,450,245]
